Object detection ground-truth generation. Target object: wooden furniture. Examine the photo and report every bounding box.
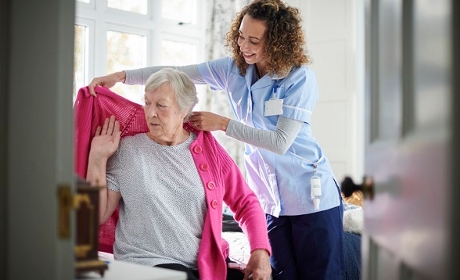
[75,179,108,277]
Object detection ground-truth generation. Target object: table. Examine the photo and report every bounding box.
[75,260,187,280]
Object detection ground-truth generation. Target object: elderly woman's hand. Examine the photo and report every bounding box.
[189,111,230,132]
[89,115,121,160]
[244,249,272,280]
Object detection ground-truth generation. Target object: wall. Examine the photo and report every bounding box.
[286,0,364,182]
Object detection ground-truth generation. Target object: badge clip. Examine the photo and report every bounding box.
[264,85,283,116]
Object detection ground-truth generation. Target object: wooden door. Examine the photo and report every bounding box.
[5,0,76,279]
[362,0,458,279]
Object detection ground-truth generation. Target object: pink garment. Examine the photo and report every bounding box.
[187,121,272,279]
[74,86,271,280]
[74,86,148,253]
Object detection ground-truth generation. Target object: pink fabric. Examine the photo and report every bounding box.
[188,122,271,279]
[74,86,148,253]
[74,86,271,279]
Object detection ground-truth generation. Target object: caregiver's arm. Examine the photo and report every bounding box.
[190,112,302,155]
[226,116,302,155]
[88,65,205,96]
[125,64,205,85]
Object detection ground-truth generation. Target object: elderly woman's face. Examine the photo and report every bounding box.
[143,83,186,144]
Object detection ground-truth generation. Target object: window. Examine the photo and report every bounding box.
[162,0,195,23]
[74,24,88,103]
[108,0,148,15]
[74,0,205,105]
[75,0,247,176]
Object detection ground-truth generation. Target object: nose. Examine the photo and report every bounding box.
[145,105,157,118]
[239,38,249,51]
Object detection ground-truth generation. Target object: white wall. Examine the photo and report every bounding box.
[285,0,364,182]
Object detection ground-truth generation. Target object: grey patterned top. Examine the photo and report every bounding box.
[106,132,206,269]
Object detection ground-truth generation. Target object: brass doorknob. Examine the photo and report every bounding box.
[341,176,374,200]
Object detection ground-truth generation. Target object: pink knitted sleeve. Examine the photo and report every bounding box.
[74,86,148,253]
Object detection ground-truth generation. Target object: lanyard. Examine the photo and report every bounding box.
[271,84,279,99]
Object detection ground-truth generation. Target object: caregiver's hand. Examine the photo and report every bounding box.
[189,111,230,132]
[87,71,126,96]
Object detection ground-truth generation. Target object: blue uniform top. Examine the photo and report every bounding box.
[197,57,341,217]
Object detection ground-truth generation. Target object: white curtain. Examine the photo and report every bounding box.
[204,0,246,171]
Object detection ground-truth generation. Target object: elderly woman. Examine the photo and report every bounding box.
[85,68,272,280]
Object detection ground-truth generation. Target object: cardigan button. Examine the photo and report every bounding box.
[207,182,215,190]
[200,163,209,171]
[210,200,218,209]
[193,145,203,153]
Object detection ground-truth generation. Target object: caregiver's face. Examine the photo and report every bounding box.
[237,15,267,67]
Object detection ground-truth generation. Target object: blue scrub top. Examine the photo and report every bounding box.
[198,57,341,217]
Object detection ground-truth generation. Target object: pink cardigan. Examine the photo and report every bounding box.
[74,86,271,280]
[74,86,149,253]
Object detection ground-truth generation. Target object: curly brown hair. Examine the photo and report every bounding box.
[226,0,310,76]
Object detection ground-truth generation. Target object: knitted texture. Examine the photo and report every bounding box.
[74,86,148,253]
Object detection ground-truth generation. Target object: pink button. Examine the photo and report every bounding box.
[210,200,218,208]
[200,163,209,171]
[193,145,202,153]
[207,182,215,190]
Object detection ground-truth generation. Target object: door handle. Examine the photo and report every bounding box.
[341,176,375,200]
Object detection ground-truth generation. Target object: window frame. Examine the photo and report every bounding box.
[74,0,206,102]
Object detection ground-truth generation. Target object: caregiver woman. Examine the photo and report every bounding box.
[87,0,344,279]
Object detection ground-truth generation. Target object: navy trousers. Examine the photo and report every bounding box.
[267,206,345,280]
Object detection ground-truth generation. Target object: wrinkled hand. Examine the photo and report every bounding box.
[90,115,121,160]
[244,249,272,280]
[87,71,126,96]
[189,111,230,132]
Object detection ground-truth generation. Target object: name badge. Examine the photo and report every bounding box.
[264,99,283,116]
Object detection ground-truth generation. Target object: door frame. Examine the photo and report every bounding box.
[450,0,460,278]
[2,0,76,279]
[363,0,459,279]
